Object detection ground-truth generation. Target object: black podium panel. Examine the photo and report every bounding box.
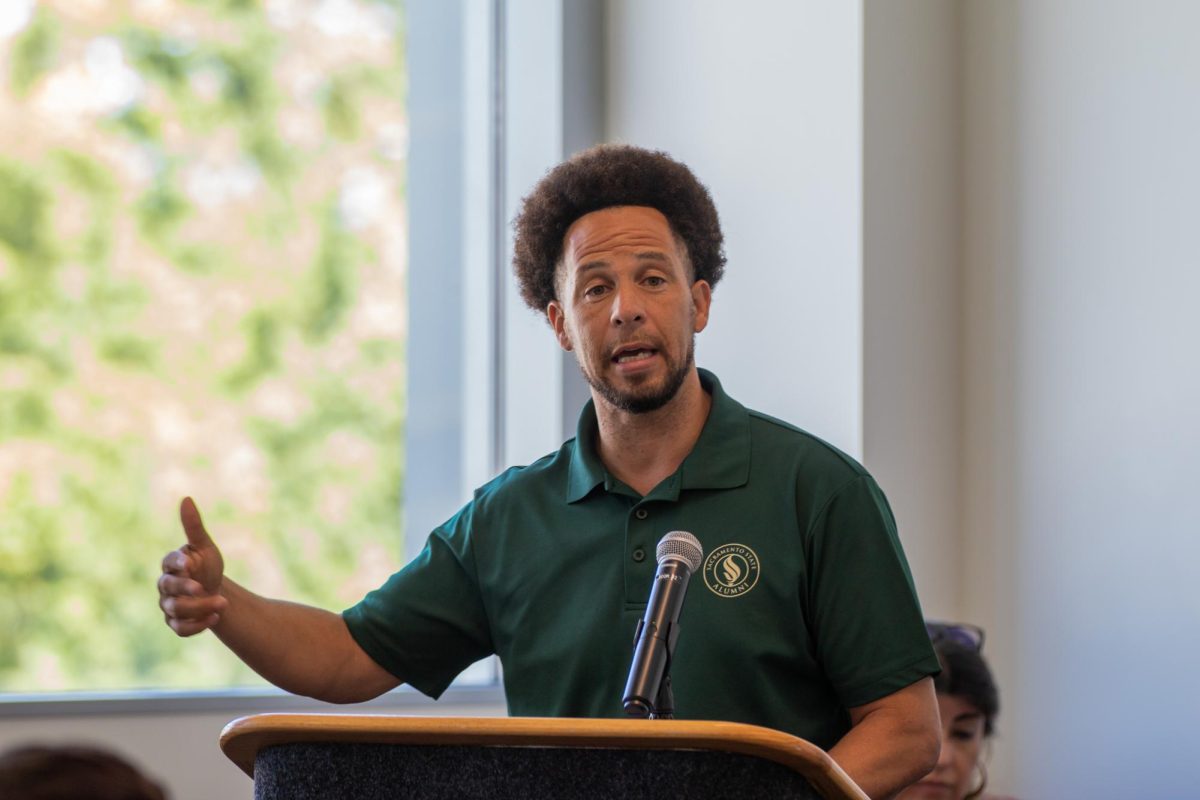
[254,742,823,800]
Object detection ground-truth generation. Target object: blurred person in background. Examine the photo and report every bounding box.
[0,744,168,800]
[897,622,1016,800]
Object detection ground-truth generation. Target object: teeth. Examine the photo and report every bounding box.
[616,350,653,363]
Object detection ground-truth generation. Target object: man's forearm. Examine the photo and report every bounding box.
[828,717,938,798]
[212,577,399,703]
[829,678,941,799]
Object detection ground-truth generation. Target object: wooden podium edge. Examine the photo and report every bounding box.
[219,714,869,800]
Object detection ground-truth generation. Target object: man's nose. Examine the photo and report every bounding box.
[609,286,645,326]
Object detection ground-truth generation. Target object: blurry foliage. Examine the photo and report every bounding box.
[9,6,60,97]
[0,0,408,693]
[122,29,194,94]
[303,200,360,341]
[0,162,54,265]
[135,169,191,242]
[52,149,120,265]
[224,309,282,392]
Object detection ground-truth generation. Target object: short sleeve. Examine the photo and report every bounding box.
[342,504,494,699]
[805,475,940,708]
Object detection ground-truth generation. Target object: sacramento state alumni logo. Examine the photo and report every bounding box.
[702,543,761,598]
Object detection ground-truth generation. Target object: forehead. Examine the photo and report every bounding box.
[562,205,679,265]
[938,693,985,725]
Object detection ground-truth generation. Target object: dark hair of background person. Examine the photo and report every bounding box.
[512,144,727,313]
[0,745,168,800]
[933,638,1000,736]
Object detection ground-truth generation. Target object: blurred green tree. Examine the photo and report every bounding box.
[0,0,407,693]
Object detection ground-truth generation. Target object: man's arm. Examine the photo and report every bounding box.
[158,497,400,704]
[827,676,941,800]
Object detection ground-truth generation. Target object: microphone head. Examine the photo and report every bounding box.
[656,531,703,572]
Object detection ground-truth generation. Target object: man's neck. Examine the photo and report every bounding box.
[593,369,712,497]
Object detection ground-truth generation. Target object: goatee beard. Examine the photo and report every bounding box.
[585,336,695,414]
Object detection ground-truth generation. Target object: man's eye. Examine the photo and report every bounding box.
[645,276,666,287]
[584,284,607,297]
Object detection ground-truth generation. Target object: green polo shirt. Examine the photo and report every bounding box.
[344,370,938,749]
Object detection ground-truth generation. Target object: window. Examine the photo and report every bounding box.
[0,0,410,694]
[0,0,589,706]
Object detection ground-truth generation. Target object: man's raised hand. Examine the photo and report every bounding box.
[158,497,228,636]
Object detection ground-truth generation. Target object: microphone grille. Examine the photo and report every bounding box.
[656,531,704,572]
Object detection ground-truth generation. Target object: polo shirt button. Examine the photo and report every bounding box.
[634,508,649,520]
[632,548,646,562]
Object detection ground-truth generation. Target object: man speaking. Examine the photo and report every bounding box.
[159,145,941,798]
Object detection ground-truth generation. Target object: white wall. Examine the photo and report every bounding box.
[961,3,1022,790]
[963,3,1200,797]
[863,0,962,620]
[607,0,865,456]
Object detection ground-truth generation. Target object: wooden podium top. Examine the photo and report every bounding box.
[221,714,868,800]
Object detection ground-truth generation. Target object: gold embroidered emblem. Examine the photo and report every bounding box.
[702,543,760,598]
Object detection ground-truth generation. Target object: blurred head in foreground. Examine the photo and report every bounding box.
[897,622,999,800]
[0,744,167,800]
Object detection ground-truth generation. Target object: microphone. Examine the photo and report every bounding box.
[623,531,704,718]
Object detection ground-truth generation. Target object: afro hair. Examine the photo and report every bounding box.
[512,144,726,313]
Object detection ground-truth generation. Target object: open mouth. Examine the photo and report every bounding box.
[612,345,657,364]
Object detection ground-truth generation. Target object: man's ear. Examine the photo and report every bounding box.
[691,280,712,333]
[547,301,573,352]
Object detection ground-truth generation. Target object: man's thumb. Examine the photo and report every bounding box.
[180,497,215,549]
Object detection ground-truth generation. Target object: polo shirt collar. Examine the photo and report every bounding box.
[565,368,751,503]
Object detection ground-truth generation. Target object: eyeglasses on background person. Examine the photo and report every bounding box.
[926,620,985,653]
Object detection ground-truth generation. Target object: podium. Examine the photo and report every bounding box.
[220,714,869,800]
